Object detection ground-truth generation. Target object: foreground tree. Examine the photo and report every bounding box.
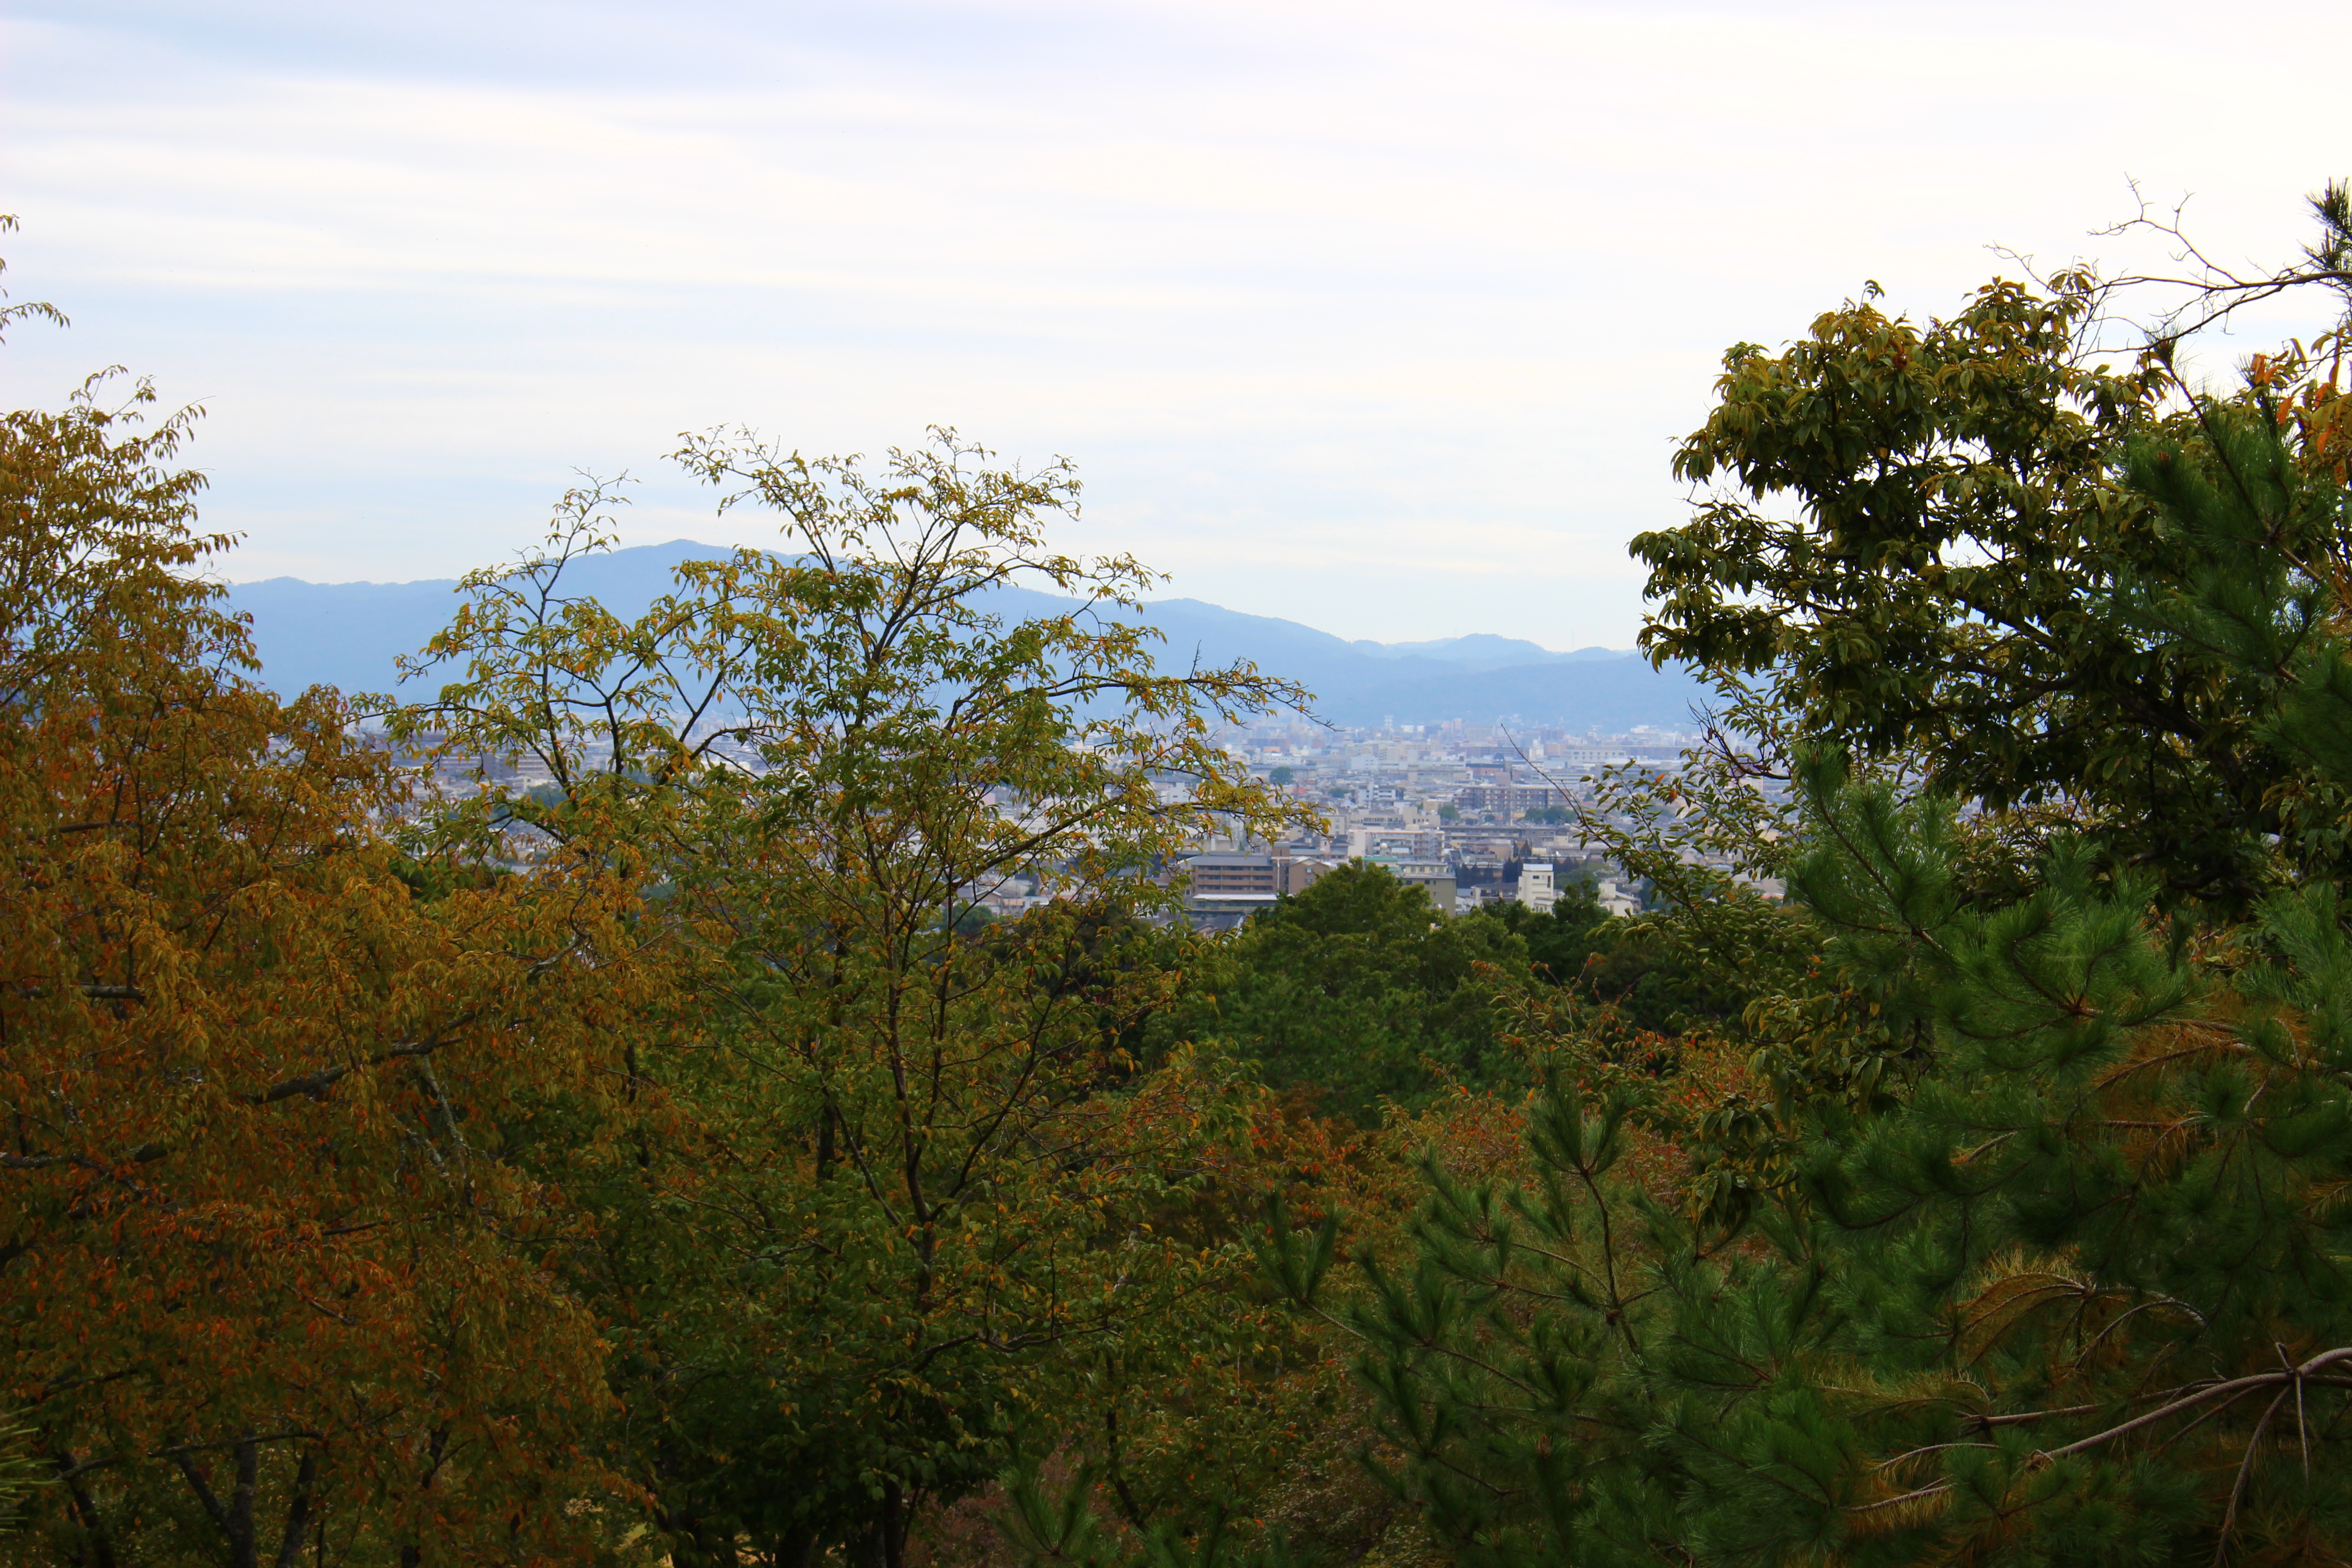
[1635,182,2352,909]
[1262,759,2352,1564]
[0,247,672,1565]
[395,428,1313,1565]
[1179,183,2352,1567]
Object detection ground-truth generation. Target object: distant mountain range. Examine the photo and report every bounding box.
[1350,632,1625,669]
[224,540,1716,732]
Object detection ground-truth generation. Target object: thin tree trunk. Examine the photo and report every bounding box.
[54,1450,118,1568]
[274,1448,320,1568]
[230,1438,260,1568]
[174,1437,260,1568]
[398,1422,450,1568]
[881,1479,906,1568]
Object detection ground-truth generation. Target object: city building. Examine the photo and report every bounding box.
[1178,852,1339,931]
[1389,859,1457,916]
[1178,853,1280,931]
[1454,784,1571,814]
[1348,827,1445,862]
[1184,854,1280,900]
[1142,717,1752,931]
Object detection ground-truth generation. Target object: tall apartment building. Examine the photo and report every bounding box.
[1183,854,1281,900]
[1453,784,1568,814]
[1516,861,1558,915]
[1178,853,1338,931]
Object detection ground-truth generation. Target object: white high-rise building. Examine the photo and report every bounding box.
[1517,862,1557,915]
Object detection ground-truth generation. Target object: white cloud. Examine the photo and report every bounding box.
[3,0,2346,645]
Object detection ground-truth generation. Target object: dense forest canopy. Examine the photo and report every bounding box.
[5,184,2352,1567]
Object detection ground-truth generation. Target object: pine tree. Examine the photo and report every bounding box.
[1242,195,2352,1565]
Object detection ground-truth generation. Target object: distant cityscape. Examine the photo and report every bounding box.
[396,713,1782,931]
[1157,717,1783,930]
[959,716,1784,929]
[242,544,1764,934]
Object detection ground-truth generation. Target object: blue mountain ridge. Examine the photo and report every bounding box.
[223,540,1715,732]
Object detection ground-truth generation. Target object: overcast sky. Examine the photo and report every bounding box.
[4,0,2347,646]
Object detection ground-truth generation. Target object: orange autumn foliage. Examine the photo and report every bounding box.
[0,368,678,1565]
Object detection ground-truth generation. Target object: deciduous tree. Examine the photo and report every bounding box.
[0,248,674,1567]
[395,428,1313,1566]
[1634,182,2352,909]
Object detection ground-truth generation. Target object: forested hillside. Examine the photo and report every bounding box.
[7,183,2352,1568]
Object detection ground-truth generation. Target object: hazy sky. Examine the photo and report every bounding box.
[4,0,2347,646]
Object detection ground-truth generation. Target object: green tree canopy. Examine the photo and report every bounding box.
[1177,862,1531,1120]
[392,427,1313,1566]
[1635,183,2352,909]
[1215,184,2352,1568]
